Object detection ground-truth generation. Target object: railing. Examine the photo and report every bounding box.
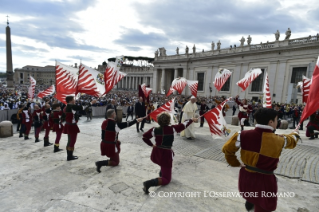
[289,36,319,45]
[250,43,275,50]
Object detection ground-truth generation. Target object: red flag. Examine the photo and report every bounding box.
[149,98,175,122]
[300,56,319,124]
[28,76,36,99]
[166,86,175,97]
[302,76,311,103]
[104,56,127,95]
[213,68,232,91]
[141,83,152,98]
[203,98,231,137]
[187,80,198,97]
[262,72,272,108]
[38,85,55,99]
[236,68,262,91]
[55,61,78,104]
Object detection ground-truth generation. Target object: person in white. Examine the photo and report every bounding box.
[180,96,198,139]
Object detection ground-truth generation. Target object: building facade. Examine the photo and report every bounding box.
[152,32,319,104]
[14,65,56,85]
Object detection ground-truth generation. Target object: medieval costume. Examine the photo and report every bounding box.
[146,103,155,123]
[95,118,137,172]
[85,104,92,121]
[214,99,230,117]
[235,97,252,130]
[21,103,32,140]
[142,119,194,193]
[42,108,53,146]
[306,111,319,139]
[52,109,64,152]
[17,105,24,137]
[32,108,43,143]
[222,125,300,212]
[62,103,86,161]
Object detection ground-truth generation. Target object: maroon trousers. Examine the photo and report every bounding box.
[34,127,41,138]
[55,129,63,145]
[24,122,32,135]
[67,133,78,151]
[44,128,50,138]
[108,152,120,166]
[160,166,172,185]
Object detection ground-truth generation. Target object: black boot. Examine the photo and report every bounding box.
[24,135,30,140]
[95,160,109,173]
[315,133,319,138]
[200,123,203,127]
[44,137,53,147]
[310,134,315,140]
[245,201,254,211]
[54,145,62,153]
[159,171,162,177]
[143,178,159,194]
[67,150,78,161]
[19,132,23,138]
[35,137,40,143]
[241,126,244,131]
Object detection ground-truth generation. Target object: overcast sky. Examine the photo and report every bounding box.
[0,0,318,72]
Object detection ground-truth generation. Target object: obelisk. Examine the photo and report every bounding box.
[6,16,14,89]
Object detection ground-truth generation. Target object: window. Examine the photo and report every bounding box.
[221,75,231,91]
[197,73,205,91]
[251,69,264,92]
[291,67,307,92]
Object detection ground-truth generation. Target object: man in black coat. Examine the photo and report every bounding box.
[135,97,146,132]
[126,103,134,121]
[105,99,117,118]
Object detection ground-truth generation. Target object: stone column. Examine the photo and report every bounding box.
[276,60,287,103]
[128,76,131,89]
[230,65,241,97]
[161,69,166,93]
[206,66,213,97]
[126,77,129,89]
[153,69,158,93]
[268,62,278,102]
[174,68,178,79]
[150,77,153,89]
[182,68,187,95]
[132,77,135,90]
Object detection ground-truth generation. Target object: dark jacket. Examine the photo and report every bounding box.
[135,101,146,117]
[106,104,117,115]
[127,106,134,113]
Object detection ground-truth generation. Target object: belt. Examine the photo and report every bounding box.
[156,145,171,149]
[102,139,117,144]
[245,165,274,175]
[66,122,77,125]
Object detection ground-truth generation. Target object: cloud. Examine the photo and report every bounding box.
[132,0,312,47]
[125,46,142,51]
[115,28,169,47]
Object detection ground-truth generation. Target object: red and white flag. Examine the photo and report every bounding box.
[141,83,152,98]
[213,68,232,91]
[28,76,36,99]
[187,80,198,97]
[149,98,175,122]
[236,68,262,91]
[38,85,55,99]
[262,72,272,108]
[203,98,231,137]
[302,76,311,103]
[299,56,319,125]
[166,77,198,97]
[78,63,105,97]
[104,56,127,95]
[55,61,78,104]
[166,86,176,97]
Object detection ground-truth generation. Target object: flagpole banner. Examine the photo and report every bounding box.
[166,77,188,96]
[262,72,272,108]
[187,80,198,97]
[104,56,127,95]
[302,76,311,103]
[55,61,78,104]
[141,83,152,98]
[203,98,231,137]
[149,98,175,122]
[236,68,262,91]
[78,63,106,97]
[299,56,319,124]
[38,85,55,99]
[28,76,36,99]
[213,68,232,91]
